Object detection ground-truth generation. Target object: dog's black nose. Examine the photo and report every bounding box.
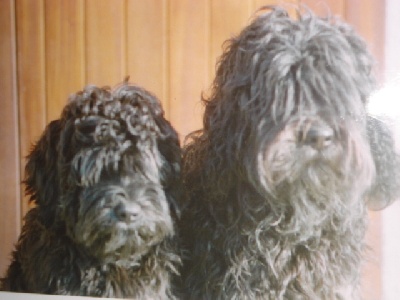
[114,203,141,223]
[300,126,334,150]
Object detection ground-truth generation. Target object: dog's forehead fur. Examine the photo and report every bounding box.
[58,84,166,186]
[63,84,163,141]
[207,7,375,129]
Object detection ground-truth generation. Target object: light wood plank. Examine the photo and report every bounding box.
[16,0,47,219]
[361,212,382,300]
[253,1,300,22]
[126,0,168,110]
[210,0,253,81]
[345,0,385,80]
[253,0,299,14]
[0,0,21,277]
[85,0,126,87]
[300,0,345,17]
[168,0,210,139]
[45,0,85,122]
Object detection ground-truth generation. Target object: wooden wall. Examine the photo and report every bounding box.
[0,0,21,287]
[0,0,386,298]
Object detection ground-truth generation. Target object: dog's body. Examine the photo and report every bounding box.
[1,83,182,298]
[180,7,399,299]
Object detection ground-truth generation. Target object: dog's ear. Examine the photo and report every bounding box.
[366,116,400,210]
[24,120,62,226]
[155,116,183,219]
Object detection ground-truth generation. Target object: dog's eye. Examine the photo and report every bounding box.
[297,126,335,150]
[103,192,127,210]
[145,187,162,197]
[76,116,99,133]
[95,120,121,141]
[114,192,127,201]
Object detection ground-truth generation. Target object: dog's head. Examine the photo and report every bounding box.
[24,83,182,262]
[197,7,398,222]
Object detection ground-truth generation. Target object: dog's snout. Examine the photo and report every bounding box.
[114,202,141,223]
[299,125,334,150]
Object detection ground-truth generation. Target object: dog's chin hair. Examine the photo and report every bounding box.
[73,218,174,262]
[273,180,365,242]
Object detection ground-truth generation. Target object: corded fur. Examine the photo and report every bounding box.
[179,7,400,299]
[1,82,183,299]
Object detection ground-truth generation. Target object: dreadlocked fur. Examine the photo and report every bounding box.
[1,82,183,298]
[179,7,400,299]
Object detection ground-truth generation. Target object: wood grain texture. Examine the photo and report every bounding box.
[45,0,85,122]
[85,0,126,86]
[126,0,168,110]
[210,0,253,81]
[362,212,382,300]
[0,0,20,277]
[345,0,385,81]
[253,0,299,14]
[16,0,47,219]
[300,0,345,16]
[168,0,210,139]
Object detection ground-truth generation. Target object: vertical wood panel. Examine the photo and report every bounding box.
[362,212,382,300]
[300,0,345,16]
[85,0,126,86]
[45,0,85,122]
[0,0,20,276]
[210,0,253,81]
[168,0,210,138]
[253,0,299,14]
[253,0,280,10]
[126,0,168,110]
[16,0,47,218]
[345,0,385,80]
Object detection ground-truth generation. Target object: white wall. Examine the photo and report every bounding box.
[382,0,400,299]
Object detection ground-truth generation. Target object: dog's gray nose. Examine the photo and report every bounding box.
[114,203,141,223]
[300,126,334,150]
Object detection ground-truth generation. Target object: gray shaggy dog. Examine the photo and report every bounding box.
[180,7,400,300]
[1,82,182,298]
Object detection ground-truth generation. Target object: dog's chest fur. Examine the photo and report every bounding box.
[184,198,366,299]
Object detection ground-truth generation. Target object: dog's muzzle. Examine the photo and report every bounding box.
[297,122,335,150]
[114,201,142,224]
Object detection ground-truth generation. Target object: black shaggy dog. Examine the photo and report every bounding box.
[180,7,400,299]
[1,82,182,298]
